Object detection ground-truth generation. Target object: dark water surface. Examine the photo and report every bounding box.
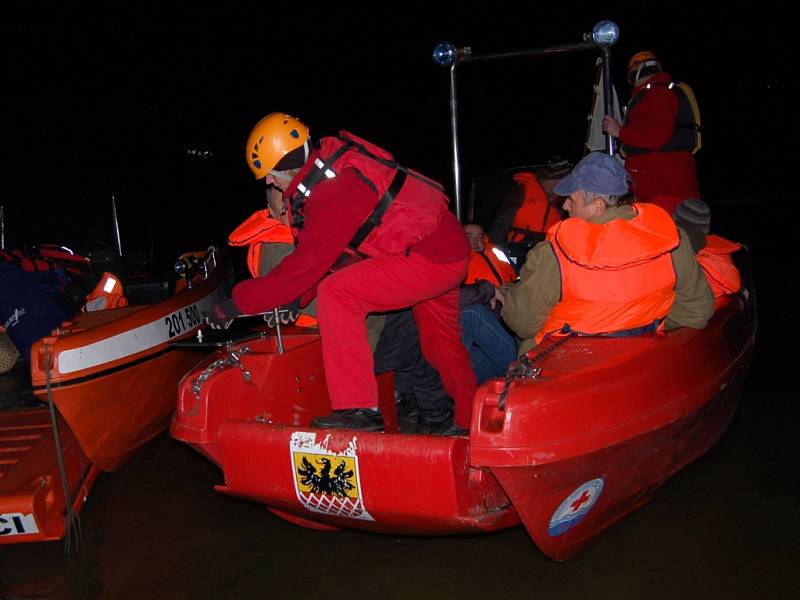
[1,361,795,599]
[1,200,797,599]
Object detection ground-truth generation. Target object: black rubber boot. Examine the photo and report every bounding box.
[415,408,455,435]
[311,408,384,431]
[395,392,419,425]
[434,423,470,437]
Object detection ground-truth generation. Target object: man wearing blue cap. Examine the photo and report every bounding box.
[502,152,713,354]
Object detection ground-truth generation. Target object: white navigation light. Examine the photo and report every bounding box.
[592,21,619,47]
[432,42,457,67]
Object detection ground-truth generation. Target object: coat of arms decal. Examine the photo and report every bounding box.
[290,431,374,521]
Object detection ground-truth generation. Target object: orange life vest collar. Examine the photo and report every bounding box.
[228,209,294,246]
[550,203,679,269]
[228,209,294,278]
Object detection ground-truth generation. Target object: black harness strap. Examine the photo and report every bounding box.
[349,167,407,249]
[293,134,439,270]
[328,166,408,270]
[477,250,505,286]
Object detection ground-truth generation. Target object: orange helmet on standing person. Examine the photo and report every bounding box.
[245,113,310,179]
[627,51,662,86]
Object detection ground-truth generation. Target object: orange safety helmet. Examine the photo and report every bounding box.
[245,112,310,179]
[627,51,661,85]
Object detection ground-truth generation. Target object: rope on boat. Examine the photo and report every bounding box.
[497,335,572,411]
[44,345,83,555]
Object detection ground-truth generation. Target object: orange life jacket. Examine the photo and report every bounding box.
[228,210,317,328]
[286,131,448,257]
[465,244,517,286]
[83,272,128,311]
[536,203,679,343]
[697,234,741,309]
[228,209,294,278]
[507,172,561,242]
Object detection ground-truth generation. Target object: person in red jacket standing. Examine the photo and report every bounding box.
[208,113,476,435]
[602,51,701,213]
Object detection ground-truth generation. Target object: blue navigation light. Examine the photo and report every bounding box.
[432,42,457,66]
[592,21,619,46]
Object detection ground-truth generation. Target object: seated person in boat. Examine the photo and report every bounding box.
[671,198,742,310]
[227,183,393,348]
[488,157,573,244]
[502,151,714,355]
[464,223,517,286]
[460,223,518,381]
[374,279,517,434]
[228,186,296,278]
[208,112,476,434]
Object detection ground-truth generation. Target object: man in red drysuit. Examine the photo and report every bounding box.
[602,51,701,214]
[207,113,476,435]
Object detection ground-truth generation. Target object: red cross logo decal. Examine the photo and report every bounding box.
[570,490,592,512]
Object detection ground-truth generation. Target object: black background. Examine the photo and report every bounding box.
[3,2,786,261]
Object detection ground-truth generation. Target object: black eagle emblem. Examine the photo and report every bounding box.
[297,457,355,498]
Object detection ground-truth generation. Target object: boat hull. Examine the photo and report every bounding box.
[172,285,755,559]
[485,373,746,560]
[0,408,99,544]
[30,249,229,471]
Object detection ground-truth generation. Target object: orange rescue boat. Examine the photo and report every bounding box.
[1,247,229,544]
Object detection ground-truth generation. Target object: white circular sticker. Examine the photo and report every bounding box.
[548,478,604,537]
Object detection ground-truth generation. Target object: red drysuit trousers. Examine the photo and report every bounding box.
[316,252,477,428]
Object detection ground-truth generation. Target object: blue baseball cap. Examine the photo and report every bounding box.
[554,152,629,196]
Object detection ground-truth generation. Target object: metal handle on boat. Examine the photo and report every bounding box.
[497,360,542,411]
[273,309,284,354]
[496,335,574,409]
[191,346,252,399]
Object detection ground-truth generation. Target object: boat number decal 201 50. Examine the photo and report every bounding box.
[57,288,223,374]
[289,432,374,522]
[165,305,202,339]
[0,512,39,537]
[548,478,604,537]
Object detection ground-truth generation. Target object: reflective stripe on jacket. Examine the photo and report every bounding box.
[286,131,448,257]
[536,203,679,343]
[83,271,128,311]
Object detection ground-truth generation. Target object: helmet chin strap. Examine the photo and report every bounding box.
[631,60,661,86]
[268,170,295,183]
[268,139,310,182]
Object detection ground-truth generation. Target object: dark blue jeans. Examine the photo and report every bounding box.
[460,304,517,384]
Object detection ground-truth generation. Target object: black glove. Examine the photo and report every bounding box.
[264,299,300,328]
[205,298,241,330]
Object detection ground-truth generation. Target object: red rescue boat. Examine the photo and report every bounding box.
[1,247,229,544]
[171,251,755,560]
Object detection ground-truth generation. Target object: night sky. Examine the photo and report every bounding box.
[3,2,784,260]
